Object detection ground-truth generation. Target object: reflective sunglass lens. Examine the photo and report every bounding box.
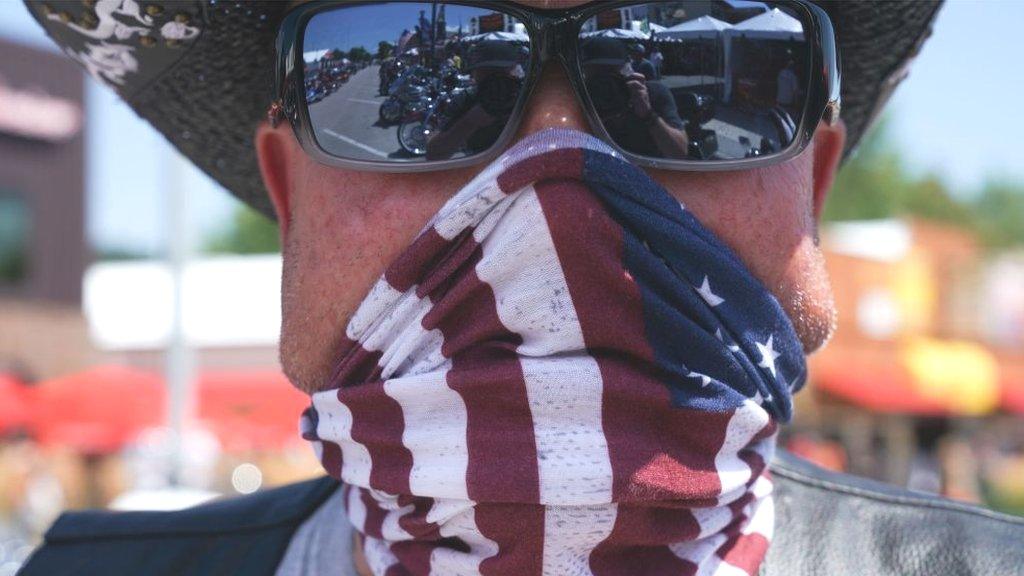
[302,2,532,164]
[579,1,812,162]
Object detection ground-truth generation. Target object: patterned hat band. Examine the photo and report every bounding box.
[301,128,804,575]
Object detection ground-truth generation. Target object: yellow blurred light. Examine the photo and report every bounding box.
[891,252,936,335]
[902,337,1000,415]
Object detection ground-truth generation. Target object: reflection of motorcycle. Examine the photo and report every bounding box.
[397,86,473,156]
[676,93,719,160]
[380,84,423,123]
[379,66,433,124]
[380,64,472,125]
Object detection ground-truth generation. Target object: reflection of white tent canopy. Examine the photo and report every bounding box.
[657,15,732,39]
[303,49,330,63]
[723,8,805,100]
[460,31,530,43]
[649,23,667,33]
[656,16,732,96]
[729,8,804,40]
[581,28,650,40]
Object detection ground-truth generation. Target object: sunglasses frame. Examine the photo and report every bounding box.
[273,0,840,173]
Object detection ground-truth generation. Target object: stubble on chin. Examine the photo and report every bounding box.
[777,234,838,355]
[278,233,352,395]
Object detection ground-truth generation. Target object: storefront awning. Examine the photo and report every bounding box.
[196,370,310,452]
[31,365,165,454]
[0,373,31,434]
[811,338,1001,416]
[29,366,308,454]
[999,355,1024,414]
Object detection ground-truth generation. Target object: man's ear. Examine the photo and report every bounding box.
[810,119,846,220]
[255,121,295,241]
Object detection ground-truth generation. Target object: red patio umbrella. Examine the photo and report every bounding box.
[999,355,1024,415]
[196,370,309,452]
[31,365,165,454]
[0,373,31,435]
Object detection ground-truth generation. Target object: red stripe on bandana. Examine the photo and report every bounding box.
[534,179,729,503]
[496,147,584,194]
[422,240,545,573]
[534,179,734,573]
[344,381,413,495]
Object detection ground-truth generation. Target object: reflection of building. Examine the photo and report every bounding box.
[0,40,286,382]
[83,256,280,372]
[317,48,347,71]
[469,12,525,35]
[791,219,1024,503]
[0,38,93,380]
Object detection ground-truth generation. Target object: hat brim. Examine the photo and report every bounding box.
[26,0,944,220]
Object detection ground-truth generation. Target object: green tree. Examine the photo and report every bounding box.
[204,205,280,254]
[823,117,908,222]
[972,180,1024,248]
[377,41,394,60]
[823,116,1024,250]
[347,45,372,63]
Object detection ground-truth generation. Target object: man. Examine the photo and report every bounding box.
[426,40,525,160]
[18,1,1024,576]
[581,36,689,158]
[650,45,664,79]
[627,42,658,80]
[775,57,801,120]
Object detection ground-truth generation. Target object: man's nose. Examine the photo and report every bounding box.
[515,63,589,138]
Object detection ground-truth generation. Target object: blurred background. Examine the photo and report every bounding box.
[1,1,1022,573]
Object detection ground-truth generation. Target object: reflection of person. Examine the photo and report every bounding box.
[378,57,392,95]
[426,40,524,160]
[418,10,431,45]
[396,27,413,54]
[650,46,664,78]
[24,2,1022,576]
[583,37,688,158]
[776,58,801,116]
[628,42,658,80]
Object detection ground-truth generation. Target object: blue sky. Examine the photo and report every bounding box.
[1,0,1021,253]
[305,3,495,56]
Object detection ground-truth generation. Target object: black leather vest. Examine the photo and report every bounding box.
[18,451,1024,575]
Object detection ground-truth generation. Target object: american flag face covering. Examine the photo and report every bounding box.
[302,128,806,576]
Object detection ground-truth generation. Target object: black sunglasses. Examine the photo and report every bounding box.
[270,0,840,173]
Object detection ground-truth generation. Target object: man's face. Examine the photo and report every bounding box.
[258,0,847,394]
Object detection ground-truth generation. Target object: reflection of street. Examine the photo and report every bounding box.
[308,64,409,160]
[661,75,789,159]
[707,106,783,158]
[310,64,789,162]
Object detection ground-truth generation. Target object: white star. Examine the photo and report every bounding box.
[687,371,713,387]
[756,334,781,379]
[695,275,725,307]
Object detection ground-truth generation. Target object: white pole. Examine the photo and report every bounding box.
[164,146,195,487]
